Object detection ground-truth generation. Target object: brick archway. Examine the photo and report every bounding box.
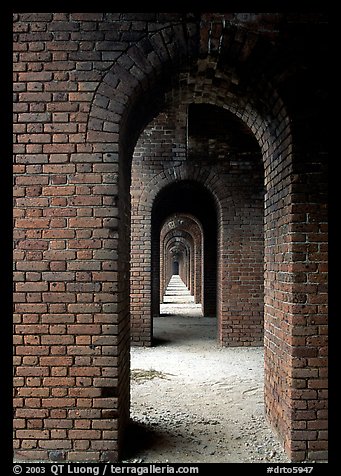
[148,180,219,330]
[84,20,328,457]
[13,13,328,462]
[160,214,204,306]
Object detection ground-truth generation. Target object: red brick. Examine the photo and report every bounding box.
[13,13,328,465]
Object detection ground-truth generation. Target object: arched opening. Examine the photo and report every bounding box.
[151,181,218,325]
[125,63,275,458]
[149,183,218,345]
[160,213,204,309]
[161,232,197,312]
[89,29,288,456]
[127,91,268,459]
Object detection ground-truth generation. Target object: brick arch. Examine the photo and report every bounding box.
[87,23,292,394]
[125,37,289,457]
[164,234,192,291]
[163,231,193,291]
[131,170,227,341]
[122,30,310,456]
[131,163,225,328]
[86,20,290,165]
[86,21,200,155]
[132,162,264,345]
[136,164,225,219]
[160,214,203,306]
[12,13,327,464]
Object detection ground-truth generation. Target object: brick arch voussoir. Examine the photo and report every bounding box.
[87,22,199,146]
[184,85,289,166]
[87,17,293,187]
[164,230,194,251]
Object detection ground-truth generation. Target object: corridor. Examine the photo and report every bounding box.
[128,313,289,463]
[13,12,328,463]
[127,273,289,463]
[160,275,202,319]
[162,275,195,304]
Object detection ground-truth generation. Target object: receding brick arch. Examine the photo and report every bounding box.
[87,22,326,459]
[130,94,265,344]
[162,231,193,296]
[147,179,219,334]
[121,26,298,461]
[160,214,204,306]
[164,235,192,290]
[13,13,328,463]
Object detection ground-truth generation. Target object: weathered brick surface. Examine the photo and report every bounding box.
[13,12,327,463]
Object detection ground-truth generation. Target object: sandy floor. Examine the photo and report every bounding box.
[124,279,290,464]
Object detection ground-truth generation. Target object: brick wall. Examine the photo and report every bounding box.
[13,12,328,462]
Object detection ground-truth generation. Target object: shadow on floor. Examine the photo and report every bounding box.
[121,419,175,460]
[152,337,172,347]
[152,316,218,346]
